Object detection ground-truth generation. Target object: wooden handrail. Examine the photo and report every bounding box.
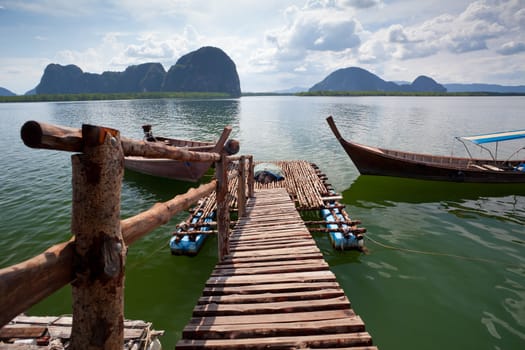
[0,180,217,328]
[121,180,217,245]
[0,240,75,329]
[20,120,222,162]
[2,119,253,345]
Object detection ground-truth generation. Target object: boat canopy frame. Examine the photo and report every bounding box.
[455,129,525,162]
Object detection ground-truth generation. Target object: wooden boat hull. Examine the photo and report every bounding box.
[124,157,212,182]
[327,116,525,183]
[124,126,235,182]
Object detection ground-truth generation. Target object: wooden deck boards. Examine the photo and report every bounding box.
[176,188,376,349]
[0,315,163,349]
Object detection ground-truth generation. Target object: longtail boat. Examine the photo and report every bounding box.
[327,116,525,183]
[125,124,238,182]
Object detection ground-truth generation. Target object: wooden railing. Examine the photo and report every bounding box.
[0,121,254,349]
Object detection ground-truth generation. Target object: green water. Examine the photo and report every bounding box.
[1,96,524,349]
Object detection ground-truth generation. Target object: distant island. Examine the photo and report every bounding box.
[301,67,525,95]
[444,83,525,93]
[308,67,445,93]
[2,58,525,102]
[0,87,16,96]
[29,46,241,98]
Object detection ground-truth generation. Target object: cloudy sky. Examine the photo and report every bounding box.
[1,0,524,94]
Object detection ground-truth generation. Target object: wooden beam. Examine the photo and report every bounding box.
[176,332,373,348]
[20,120,221,162]
[182,317,365,339]
[121,180,216,245]
[0,240,75,328]
[20,120,83,152]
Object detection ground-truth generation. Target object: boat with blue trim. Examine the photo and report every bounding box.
[327,116,525,183]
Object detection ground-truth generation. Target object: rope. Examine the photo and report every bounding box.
[126,235,169,270]
[365,232,522,268]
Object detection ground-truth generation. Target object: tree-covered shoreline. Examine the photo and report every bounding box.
[296,91,525,97]
[2,90,523,103]
[0,91,233,103]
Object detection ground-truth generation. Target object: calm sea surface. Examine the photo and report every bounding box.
[1,96,524,349]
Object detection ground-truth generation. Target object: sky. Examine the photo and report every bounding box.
[0,0,524,94]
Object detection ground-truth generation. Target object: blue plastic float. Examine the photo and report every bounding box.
[169,211,215,256]
[321,207,364,250]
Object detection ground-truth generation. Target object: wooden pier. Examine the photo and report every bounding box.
[1,121,372,349]
[177,188,376,349]
[173,161,365,251]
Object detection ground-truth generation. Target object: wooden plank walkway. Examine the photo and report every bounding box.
[176,188,376,349]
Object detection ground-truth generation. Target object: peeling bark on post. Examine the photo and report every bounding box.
[216,152,230,261]
[70,125,125,350]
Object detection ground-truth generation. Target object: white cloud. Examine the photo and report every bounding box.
[355,0,522,63]
[357,39,386,63]
[497,41,525,55]
[388,25,408,43]
[50,27,204,75]
[271,5,362,52]
[0,57,50,94]
[259,1,364,84]
[1,0,524,93]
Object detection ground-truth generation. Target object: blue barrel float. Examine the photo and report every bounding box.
[169,210,215,256]
[320,206,364,251]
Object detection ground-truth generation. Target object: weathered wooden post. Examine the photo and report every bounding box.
[216,152,230,260]
[247,155,255,198]
[70,125,126,350]
[237,155,247,217]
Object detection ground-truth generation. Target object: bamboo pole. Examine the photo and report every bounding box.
[304,220,362,226]
[308,227,367,234]
[69,125,125,350]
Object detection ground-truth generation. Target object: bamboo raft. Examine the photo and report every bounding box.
[0,315,163,349]
[176,188,376,348]
[173,161,365,251]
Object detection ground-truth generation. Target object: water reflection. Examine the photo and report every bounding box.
[171,99,240,133]
[345,175,525,205]
[121,169,214,217]
[48,98,241,141]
